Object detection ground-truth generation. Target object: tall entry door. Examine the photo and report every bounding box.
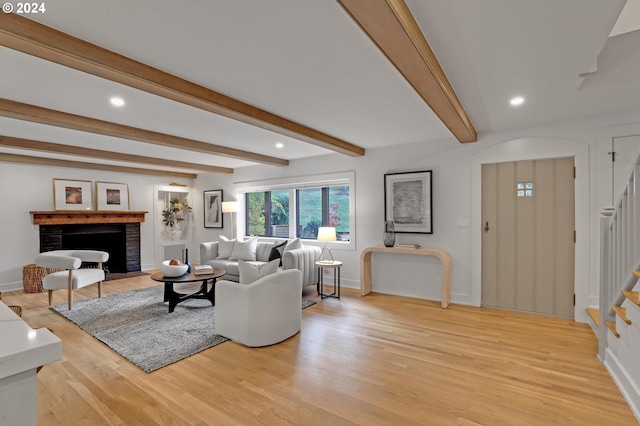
[481,158,575,318]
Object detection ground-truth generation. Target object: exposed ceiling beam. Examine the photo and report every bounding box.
[0,13,365,157]
[0,153,197,179]
[0,135,233,174]
[338,0,477,143]
[0,98,288,167]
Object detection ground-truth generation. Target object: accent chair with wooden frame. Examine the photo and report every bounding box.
[35,250,109,310]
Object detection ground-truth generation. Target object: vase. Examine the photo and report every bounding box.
[383,220,395,247]
[183,248,192,273]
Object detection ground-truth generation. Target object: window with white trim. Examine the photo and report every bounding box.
[237,172,354,243]
[245,185,350,241]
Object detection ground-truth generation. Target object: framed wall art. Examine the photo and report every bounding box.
[53,178,93,211]
[204,189,223,228]
[384,170,432,234]
[96,181,130,211]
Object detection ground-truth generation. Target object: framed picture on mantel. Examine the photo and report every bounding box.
[53,178,93,211]
[384,170,432,234]
[96,181,130,211]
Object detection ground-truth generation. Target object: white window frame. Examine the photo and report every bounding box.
[234,171,356,252]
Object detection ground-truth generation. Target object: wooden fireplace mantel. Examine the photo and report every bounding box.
[30,210,147,225]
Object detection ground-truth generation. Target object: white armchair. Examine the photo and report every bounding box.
[34,250,109,310]
[214,269,303,347]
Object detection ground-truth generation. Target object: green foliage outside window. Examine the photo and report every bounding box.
[247,192,265,236]
[298,186,349,240]
[245,185,349,240]
[270,190,289,226]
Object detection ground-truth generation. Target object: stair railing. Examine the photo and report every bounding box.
[599,154,640,359]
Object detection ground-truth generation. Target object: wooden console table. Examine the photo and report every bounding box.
[360,245,451,308]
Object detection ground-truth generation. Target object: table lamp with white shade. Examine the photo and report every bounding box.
[221,201,239,239]
[317,226,337,263]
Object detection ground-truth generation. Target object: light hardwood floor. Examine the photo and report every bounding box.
[3,275,637,425]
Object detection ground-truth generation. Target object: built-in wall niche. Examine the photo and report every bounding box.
[154,185,194,267]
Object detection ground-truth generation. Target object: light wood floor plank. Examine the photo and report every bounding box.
[2,275,637,425]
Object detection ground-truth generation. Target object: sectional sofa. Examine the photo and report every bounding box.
[200,238,321,287]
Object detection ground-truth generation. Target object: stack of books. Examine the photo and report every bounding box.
[193,264,214,275]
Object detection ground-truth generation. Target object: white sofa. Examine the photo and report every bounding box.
[215,269,303,347]
[200,239,320,287]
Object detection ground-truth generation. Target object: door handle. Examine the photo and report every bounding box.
[484,221,490,232]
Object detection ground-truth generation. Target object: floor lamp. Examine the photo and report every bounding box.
[221,201,238,239]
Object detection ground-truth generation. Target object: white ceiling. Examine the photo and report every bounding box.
[1,0,638,174]
[611,0,640,36]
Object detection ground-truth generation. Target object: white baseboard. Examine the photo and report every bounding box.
[341,278,359,289]
[0,281,24,293]
[605,349,640,424]
[345,279,478,306]
[142,264,158,271]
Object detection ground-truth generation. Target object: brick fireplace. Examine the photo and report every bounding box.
[31,211,147,273]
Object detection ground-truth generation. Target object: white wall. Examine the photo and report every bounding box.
[226,109,640,323]
[0,162,192,292]
[193,173,236,247]
[4,108,640,323]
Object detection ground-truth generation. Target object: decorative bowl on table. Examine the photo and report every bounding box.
[160,260,189,277]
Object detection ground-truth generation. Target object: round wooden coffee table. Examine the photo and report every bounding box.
[151,268,225,313]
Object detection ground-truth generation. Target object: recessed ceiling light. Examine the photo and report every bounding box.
[510,96,524,106]
[110,97,125,107]
[275,142,284,149]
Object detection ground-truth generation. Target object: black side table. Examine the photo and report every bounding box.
[316,260,342,299]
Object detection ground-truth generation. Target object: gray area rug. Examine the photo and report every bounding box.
[104,271,150,281]
[52,284,316,373]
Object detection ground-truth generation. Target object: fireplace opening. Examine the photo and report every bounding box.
[62,225,127,273]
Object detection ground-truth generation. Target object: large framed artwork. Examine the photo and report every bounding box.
[384,170,432,234]
[204,189,223,228]
[53,178,93,211]
[96,181,130,211]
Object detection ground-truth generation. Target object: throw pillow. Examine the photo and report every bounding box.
[238,259,280,284]
[217,236,236,259]
[283,238,302,254]
[229,236,258,261]
[268,240,288,266]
